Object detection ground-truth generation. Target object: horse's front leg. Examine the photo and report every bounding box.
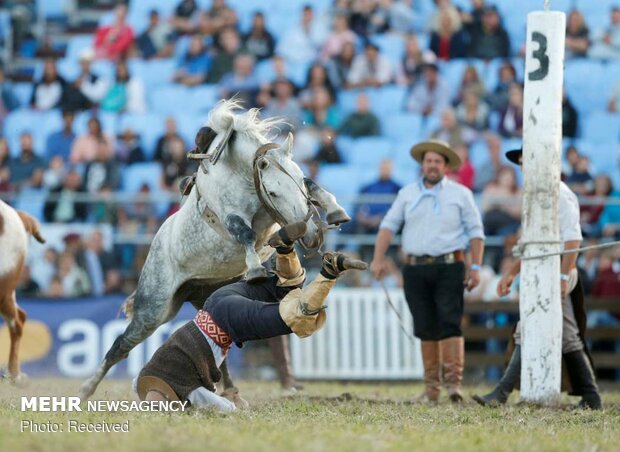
[225,214,269,282]
[304,178,351,226]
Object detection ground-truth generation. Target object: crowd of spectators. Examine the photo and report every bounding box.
[0,0,618,303]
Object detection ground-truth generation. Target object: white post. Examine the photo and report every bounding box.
[519,9,566,404]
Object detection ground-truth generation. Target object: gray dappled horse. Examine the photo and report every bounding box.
[79,100,349,399]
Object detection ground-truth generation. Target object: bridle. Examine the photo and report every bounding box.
[253,143,326,253]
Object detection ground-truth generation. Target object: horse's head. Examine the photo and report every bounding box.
[254,132,314,227]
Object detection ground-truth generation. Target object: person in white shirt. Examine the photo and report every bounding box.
[473,147,602,410]
[347,41,393,88]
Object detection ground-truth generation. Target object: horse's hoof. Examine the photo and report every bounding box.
[326,210,351,226]
[246,267,270,284]
[78,382,96,400]
[11,373,29,387]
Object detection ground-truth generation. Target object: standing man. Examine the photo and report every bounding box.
[473,148,602,409]
[371,139,485,403]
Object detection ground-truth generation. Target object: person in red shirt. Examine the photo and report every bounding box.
[94,4,135,60]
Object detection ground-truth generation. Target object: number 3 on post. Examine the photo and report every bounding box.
[528,32,549,81]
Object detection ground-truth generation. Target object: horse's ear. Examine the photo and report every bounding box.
[279,132,294,159]
[195,127,217,153]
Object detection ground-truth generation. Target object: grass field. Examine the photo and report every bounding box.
[0,378,619,452]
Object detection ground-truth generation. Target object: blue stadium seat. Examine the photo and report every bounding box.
[469,140,490,171]
[119,112,166,159]
[149,85,191,115]
[187,85,219,113]
[73,111,119,137]
[337,89,362,115]
[3,109,49,156]
[582,112,620,144]
[14,188,47,221]
[344,137,394,168]
[391,139,420,185]
[369,34,405,66]
[122,162,163,193]
[129,59,176,90]
[565,60,606,116]
[317,164,363,213]
[367,85,408,116]
[56,57,80,80]
[65,35,94,61]
[173,112,209,145]
[382,113,423,143]
[37,0,66,20]
[12,83,33,107]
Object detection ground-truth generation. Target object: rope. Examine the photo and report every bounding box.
[379,280,417,345]
[514,239,620,260]
[544,0,550,11]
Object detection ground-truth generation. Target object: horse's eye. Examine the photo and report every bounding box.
[268,191,278,197]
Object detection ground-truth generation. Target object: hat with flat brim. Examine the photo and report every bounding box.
[410,139,461,171]
[136,375,180,402]
[505,148,522,165]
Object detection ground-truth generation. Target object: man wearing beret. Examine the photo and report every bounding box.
[371,140,485,403]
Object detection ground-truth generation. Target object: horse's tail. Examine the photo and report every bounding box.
[17,211,45,244]
[121,291,136,320]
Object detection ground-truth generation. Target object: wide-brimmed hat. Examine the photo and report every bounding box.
[505,148,522,165]
[410,139,461,170]
[136,375,180,402]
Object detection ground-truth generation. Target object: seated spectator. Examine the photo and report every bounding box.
[30,58,65,111]
[474,132,503,192]
[299,63,337,109]
[338,93,381,137]
[173,34,211,87]
[16,265,41,297]
[70,117,116,164]
[243,12,275,61]
[582,175,613,237]
[8,132,46,190]
[61,48,109,112]
[57,251,91,297]
[94,4,135,60]
[598,186,620,238]
[84,230,120,296]
[460,0,486,35]
[498,83,524,138]
[160,136,197,192]
[313,128,343,163]
[430,9,467,60]
[100,61,147,114]
[116,128,145,164]
[303,86,341,130]
[431,108,475,147]
[347,41,393,88]
[397,34,428,86]
[321,14,357,60]
[154,117,185,164]
[261,79,303,134]
[367,0,393,35]
[448,143,475,190]
[136,9,173,59]
[456,88,490,131]
[565,9,590,58]
[486,61,517,111]
[218,53,259,104]
[467,6,510,59]
[481,165,521,236]
[562,91,578,138]
[566,156,594,196]
[562,145,580,178]
[277,5,327,65]
[46,110,76,161]
[349,0,374,36]
[355,159,401,234]
[430,0,462,34]
[204,0,238,36]
[0,67,20,117]
[0,138,10,192]
[607,81,620,112]
[83,140,121,194]
[42,155,65,190]
[588,6,620,60]
[455,65,486,105]
[327,41,356,88]
[405,61,450,117]
[591,251,620,298]
[43,170,88,223]
[30,248,58,293]
[171,0,200,35]
[206,27,241,84]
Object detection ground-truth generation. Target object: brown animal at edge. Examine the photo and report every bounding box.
[0,200,45,383]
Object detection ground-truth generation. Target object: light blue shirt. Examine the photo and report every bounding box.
[380,178,485,256]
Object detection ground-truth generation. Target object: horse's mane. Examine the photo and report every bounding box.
[206,99,284,142]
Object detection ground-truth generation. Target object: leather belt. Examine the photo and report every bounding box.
[406,250,465,265]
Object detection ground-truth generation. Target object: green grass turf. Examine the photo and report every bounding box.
[0,379,619,451]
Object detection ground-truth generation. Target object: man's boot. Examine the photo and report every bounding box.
[563,349,603,410]
[440,336,465,403]
[279,252,367,338]
[267,221,308,253]
[414,341,441,403]
[472,345,521,406]
[267,335,300,392]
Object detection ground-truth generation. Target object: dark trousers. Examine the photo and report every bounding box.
[205,276,296,344]
[402,262,465,341]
